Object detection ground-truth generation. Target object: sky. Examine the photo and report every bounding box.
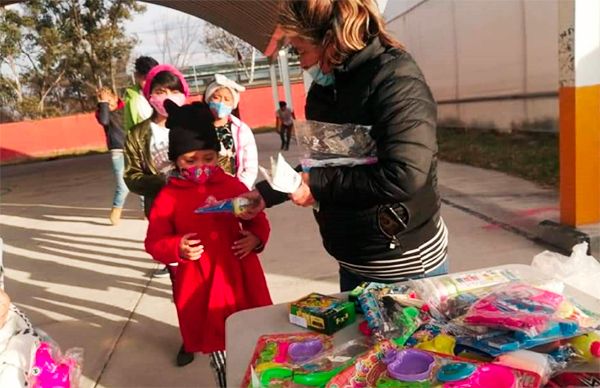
[125,3,229,67]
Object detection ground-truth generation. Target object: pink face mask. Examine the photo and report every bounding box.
[179,165,219,185]
[149,93,186,117]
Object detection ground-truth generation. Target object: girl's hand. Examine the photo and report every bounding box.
[179,233,203,260]
[290,173,315,207]
[233,230,261,258]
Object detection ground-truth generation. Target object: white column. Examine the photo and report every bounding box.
[277,48,294,108]
[269,62,280,112]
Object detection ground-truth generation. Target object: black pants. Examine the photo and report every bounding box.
[279,124,292,150]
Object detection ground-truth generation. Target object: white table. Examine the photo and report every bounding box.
[225,264,600,387]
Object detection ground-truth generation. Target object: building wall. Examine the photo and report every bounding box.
[0,82,306,164]
[384,0,559,132]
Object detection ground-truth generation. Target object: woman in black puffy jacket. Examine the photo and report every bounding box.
[246,0,449,291]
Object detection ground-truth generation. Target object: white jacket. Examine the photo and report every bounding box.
[229,115,258,189]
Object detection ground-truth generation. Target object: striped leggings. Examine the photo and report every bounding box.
[209,351,226,388]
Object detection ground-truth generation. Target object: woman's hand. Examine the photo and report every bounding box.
[233,230,261,258]
[290,172,315,207]
[237,190,266,220]
[179,233,204,260]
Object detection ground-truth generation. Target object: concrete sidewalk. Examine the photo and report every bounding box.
[0,132,562,387]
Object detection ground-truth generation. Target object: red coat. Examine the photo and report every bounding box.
[145,168,272,353]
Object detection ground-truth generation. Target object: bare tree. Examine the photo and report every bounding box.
[154,15,204,68]
[202,23,256,82]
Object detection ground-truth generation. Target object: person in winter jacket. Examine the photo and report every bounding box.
[95,87,128,225]
[204,74,258,189]
[122,56,158,133]
[241,0,449,291]
[144,101,272,385]
[124,64,190,279]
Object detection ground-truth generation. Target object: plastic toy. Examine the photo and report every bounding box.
[436,362,477,382]
[288,339,324,362]
[385,349,435,382]
[194,196,258,216]
[443,364,516,388]
[568,331,600,361]
[415,334,456,356]
[495,350,553,384]
[456,320,580,357]
[463,283,567,336]
[30,342,82,388]
[242,333,332,387]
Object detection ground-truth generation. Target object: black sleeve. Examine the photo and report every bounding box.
[97,102,110,126]
[309,59,437,207]
[255,180,289,208]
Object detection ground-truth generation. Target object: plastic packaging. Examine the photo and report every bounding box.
[294,120,377,170]
[194,196,259,216]
[409,268,522,320]
[463,283,568,336]
[532,242,600,297]
[494,350,555,384]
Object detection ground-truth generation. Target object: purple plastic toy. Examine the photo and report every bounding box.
[288,339,324,362]
[386,349,436,382]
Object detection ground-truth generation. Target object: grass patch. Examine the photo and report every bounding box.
[437,127,558,188]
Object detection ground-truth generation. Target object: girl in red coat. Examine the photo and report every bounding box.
[144,101,272,386]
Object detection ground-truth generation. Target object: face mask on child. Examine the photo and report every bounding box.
[208,101,233,119]
[305,63,334,87]
[179,165,219,185]
[149,93,186,117]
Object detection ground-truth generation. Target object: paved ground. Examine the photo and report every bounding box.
[0,132,559,387]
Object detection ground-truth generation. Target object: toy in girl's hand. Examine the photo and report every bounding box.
[29,342,83,388]
[194,196,259,216]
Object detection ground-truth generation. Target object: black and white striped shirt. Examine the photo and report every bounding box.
[338,217,448,281]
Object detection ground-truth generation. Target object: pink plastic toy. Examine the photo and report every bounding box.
[30,342,82,388]
[444,364,516,388]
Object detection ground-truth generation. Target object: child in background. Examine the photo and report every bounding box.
[204,73,258,189]
[95,87,129,225]
[144,101,272,386]
[124,64,189,279]
[275,100,296,151]
[123,56,158,132]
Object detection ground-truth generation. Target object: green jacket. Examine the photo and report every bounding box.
[123,119,166,217]
[123,85,147,133]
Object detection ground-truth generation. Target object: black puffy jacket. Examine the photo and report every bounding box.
[260,38,441,266]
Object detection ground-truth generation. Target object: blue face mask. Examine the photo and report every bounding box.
[208,101,233,119]
[306,63,335,87]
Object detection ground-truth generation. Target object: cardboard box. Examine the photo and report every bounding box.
[289,293,356,334]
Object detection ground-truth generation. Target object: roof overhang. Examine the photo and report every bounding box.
[1,0,284,56]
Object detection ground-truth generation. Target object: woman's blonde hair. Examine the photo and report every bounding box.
[279,0,402,66]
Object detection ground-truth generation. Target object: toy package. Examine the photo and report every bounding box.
[242,334,371,387]
[293,120,377,170]
[326,341,542,388]
[195,196,260,216]
[29,341,82,388]
[463,283,568,336]
[289,293,356,335]
[409,268,522,320]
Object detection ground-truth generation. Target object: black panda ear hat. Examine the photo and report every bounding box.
[166,101,220,161]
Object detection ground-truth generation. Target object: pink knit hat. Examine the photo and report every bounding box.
[142,64,190,99]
